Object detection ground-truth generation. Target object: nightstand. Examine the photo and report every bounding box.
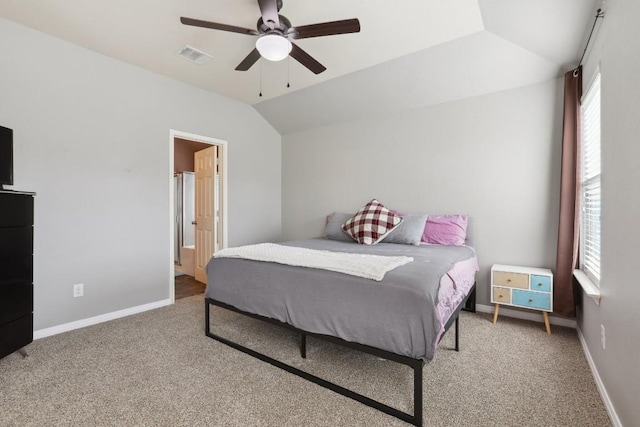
[491,264,553,334]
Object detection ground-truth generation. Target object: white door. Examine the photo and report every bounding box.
[194,146,216,283]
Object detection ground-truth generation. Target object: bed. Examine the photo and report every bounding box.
[204,223,478,426]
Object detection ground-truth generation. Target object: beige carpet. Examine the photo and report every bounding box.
[0,296,610,426]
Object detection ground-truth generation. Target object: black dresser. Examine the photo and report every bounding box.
[0,190,35,359]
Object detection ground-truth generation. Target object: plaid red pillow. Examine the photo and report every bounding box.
[342,199,403,245]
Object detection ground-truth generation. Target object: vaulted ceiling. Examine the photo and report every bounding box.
[0,0,598,134]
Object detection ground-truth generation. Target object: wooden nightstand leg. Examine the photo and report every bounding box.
[543,312,551,334]
[493,304,500,324]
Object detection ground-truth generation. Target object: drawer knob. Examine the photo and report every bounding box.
[529,298,534,302]
[538,283,543,286]
[507,279,512,282]
[499,294,504,298]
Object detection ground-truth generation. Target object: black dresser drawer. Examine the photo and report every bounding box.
[0,282,33,324]
[0,314,33,359]
[0,256,32,284]
[0,193,34,227]
[0,227,33,258]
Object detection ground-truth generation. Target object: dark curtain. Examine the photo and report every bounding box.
[554,66,582,317]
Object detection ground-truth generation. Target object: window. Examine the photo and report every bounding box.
[580,73,601,286]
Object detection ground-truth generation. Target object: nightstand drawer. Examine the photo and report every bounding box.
[492,287,511,304]
[531,275,551,292]
[512,290,551,311]
[493,271,528,289]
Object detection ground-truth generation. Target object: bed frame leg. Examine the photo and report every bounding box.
[300,333,307,359]
[463,285,476,313]
[455,316,460,352]
[205,299,211,336]
[413,361,423,426]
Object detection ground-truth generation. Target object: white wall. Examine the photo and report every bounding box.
[282,79,563,305]
[578,0,640,425]
[0,18,281,331]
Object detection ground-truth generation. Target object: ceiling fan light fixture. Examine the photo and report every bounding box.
[256,34,292,61]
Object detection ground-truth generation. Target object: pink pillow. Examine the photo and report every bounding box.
[422,215,468,246]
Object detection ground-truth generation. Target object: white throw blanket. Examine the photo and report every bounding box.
[214,243,413,281]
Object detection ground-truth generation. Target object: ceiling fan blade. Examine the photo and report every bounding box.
[257,0,280,30]
[180,17,259,36]
[289,43,326,74]
[235,48,262,71]
[289,18,360,40]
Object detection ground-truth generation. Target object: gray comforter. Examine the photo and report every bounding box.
[205,238,475,361]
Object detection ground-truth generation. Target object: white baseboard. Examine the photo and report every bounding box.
[475,303,577,328]
[576,327,622,427]
[33,299,172,340]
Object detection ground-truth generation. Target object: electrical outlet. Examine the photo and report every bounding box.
[73,283,84,298]
[601,324,606,349]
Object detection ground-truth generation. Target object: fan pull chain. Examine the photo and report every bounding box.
[259,59,263,97]
[287,57,290,88]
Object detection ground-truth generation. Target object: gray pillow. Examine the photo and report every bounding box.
[324,212,356,242]
[381,214,428,246]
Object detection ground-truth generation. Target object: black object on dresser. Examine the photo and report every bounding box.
[0,190,35,359]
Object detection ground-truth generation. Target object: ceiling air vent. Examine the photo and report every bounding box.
[177,45,212,65]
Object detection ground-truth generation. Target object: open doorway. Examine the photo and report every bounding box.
[170,130,227,302]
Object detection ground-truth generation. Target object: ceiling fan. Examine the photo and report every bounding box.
[180,0,361,74]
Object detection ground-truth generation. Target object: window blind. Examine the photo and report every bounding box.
[580,73,601,286]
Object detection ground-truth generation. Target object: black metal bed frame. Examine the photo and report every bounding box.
[205,284,476,426]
